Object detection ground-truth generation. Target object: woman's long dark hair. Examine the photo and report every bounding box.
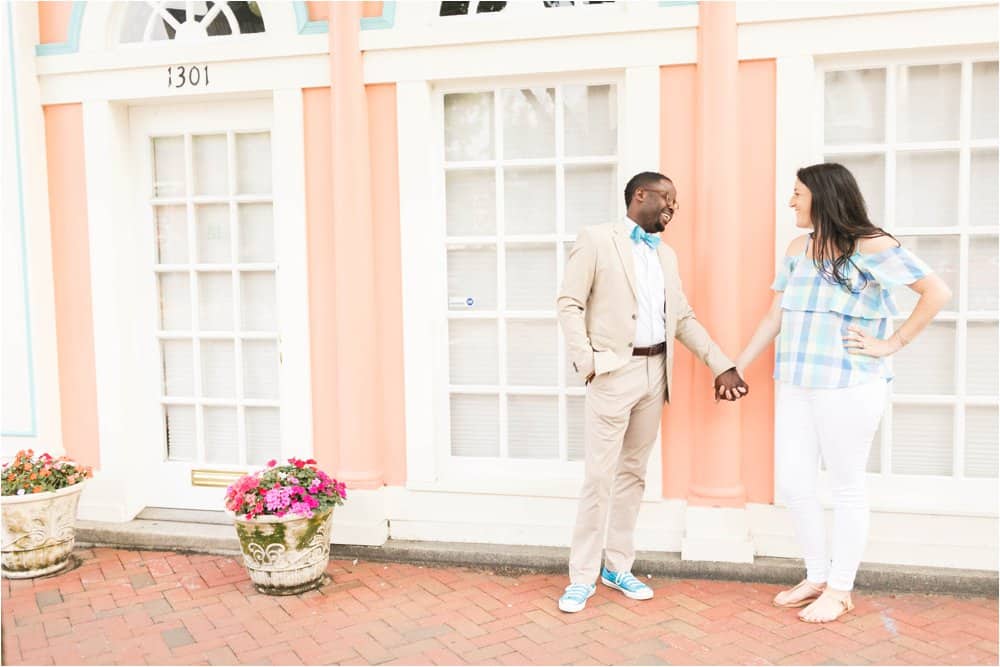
[797,162,898,291]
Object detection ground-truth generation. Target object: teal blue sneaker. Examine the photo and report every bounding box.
[558,583,596,613]
[601,567,654,600]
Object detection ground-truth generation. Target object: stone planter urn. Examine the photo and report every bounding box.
[232,507,333,595]
[1,481,87,579]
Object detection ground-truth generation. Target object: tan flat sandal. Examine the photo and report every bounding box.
[772,579,826,608]
[798,591,855,623]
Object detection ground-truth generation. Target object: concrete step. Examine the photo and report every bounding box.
[74,516,998,598]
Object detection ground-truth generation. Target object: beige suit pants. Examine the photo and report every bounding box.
[568,353,666,584]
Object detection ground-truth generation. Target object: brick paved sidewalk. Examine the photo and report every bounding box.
[1,547,996,666]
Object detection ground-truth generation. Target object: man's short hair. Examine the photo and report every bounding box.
[624,171,672,206]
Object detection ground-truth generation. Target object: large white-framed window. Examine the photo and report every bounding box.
[436,75,623,481]
[818,52,999,512]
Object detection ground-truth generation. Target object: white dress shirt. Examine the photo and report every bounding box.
[626,217,666,348]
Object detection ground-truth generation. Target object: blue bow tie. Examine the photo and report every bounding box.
[630,224,661,249]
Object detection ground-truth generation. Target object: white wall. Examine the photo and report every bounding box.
[2,2,63,459]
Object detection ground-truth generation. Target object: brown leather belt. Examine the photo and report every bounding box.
[632,341,666,357]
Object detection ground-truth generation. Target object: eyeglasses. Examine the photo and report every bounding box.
[640,188,679,210]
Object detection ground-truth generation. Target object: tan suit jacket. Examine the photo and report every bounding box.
[557,220,733,401]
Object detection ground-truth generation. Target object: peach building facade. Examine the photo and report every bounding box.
[2,1,997,570]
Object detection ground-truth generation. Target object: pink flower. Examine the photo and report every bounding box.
[266,459,277,468]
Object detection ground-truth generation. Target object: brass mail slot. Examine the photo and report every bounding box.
[191,469,247,488]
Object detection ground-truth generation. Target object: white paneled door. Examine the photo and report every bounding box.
[129,98,310,510]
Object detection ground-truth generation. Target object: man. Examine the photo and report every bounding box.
[556,171,748,613]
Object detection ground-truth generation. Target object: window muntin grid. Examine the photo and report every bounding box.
[822,58,999,479]
[149,130,281,467]
[442,82,620,462]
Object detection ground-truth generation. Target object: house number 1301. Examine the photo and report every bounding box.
[167,65,209,89]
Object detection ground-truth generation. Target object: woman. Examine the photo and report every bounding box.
[735,163,951,623]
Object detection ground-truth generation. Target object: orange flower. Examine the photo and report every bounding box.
[32,486,43,493]
[66,475,77,485]
[29,473,37,480]
[39,469,50,478]
[5,474,14,481]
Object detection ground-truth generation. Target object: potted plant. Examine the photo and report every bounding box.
[224,458,346,595]
[1,450,93,579]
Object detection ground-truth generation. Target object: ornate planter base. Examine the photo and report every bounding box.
[232,508,333,595]
[2,483,86,579]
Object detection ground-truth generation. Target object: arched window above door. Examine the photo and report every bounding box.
[120,1,266,43]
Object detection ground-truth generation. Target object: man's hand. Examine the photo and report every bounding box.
[714,368,749,402]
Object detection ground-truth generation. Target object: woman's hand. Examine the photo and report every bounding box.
[843,325,900,358]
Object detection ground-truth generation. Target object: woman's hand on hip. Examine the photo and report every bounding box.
[843,325,901,358]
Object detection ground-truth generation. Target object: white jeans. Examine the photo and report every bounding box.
[775,379,887,591]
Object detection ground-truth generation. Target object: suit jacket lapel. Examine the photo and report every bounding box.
[613,221,639,300]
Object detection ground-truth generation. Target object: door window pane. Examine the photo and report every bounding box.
[240,272,278,330]
[968,236,999,311]
[504,168,555,235]
[449,320,498,385]
[444,92,494,162]
[893,236,958,312]
[192,134,228,196]
[892,322,955,395]
[507,320,557,386]
[897,64,960,142]
[246,408,281,466]
[162,340,194,397]
[506,244,556,310]
[450,394,499,457]
[971,150,998,228]
[201,340,236,399]
[159,273,191,330]
[165,405,196,461]
[565,165,617,233]
[203,407,239,464]
[967,323,999,396]
[972,61,999,140]
[236,133,271,195]
[238,204,275,262]
[895,152,959,228]
[196,205,231,264]
[243,340,280,399]
[448,246,496,310]
[153,136,185,198]
[965,407,999,478]
[502,88,555,159]
[824,69,885,144]
[565,84,617,157]
[199,273,234,330]
[892,404,953,476]
[155,206,188,264]
[446,170,496,236]
[508,396,558,459]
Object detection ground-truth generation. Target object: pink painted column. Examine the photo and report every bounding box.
[687,2,745,507]
[327,2,382,489]
[44,104,100,469]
